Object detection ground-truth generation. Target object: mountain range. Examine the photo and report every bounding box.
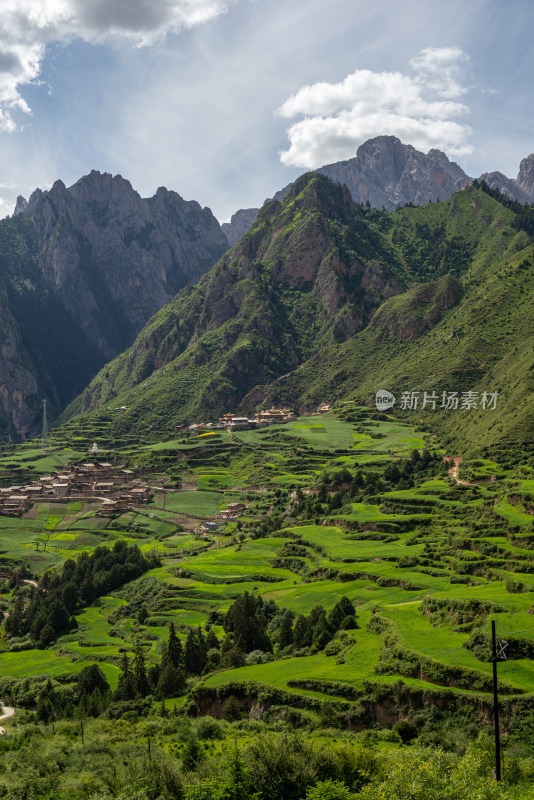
[222,136,534,245]
[1,135,533,451]
[63,172,534,455]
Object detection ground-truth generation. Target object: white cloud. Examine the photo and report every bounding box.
[0,0,236,131]
[277,47,473,168]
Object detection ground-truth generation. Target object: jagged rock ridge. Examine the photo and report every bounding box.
[225,136,534,243]
[0,170,229,438]
[221,208,260,246]
[65,172,408,427]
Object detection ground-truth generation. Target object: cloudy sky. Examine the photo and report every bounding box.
[0,0,532,221]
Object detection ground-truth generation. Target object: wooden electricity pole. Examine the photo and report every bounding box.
[492,619,501,781]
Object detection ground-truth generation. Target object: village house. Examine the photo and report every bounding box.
[254,407,296,424]
[198,520,220,534]
[120,486,151,504]
[2,495,30,514]
[23,485,44,497]
[99,496,130,516]
[218,501,246,519]
[78,463,100,475]
[97,463,115,476]
[229,417,256,430]
[0,486,21,497]
[94,481,115,495]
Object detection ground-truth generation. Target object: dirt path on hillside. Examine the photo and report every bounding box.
[0,704,15,734]
[447,457,471,485]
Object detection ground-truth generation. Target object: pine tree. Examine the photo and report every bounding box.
[114,654,137,701]
[168,622,183,667]
[182,735,202,771]
[184,629,197,674]
[278,613,294,649]
[158,661,185,698]
[184,628,207,675]
[5,597,24,637]
[293,615,310,648]
[224,592,272,653]
[197,626,207,669]
[206,628,219,650]
[133,637,150,697]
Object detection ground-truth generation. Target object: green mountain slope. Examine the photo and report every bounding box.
[62,174,406,429]
[62,177,533,453]
[263,240,534,455]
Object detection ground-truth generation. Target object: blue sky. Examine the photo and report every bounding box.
[0,0,532,221]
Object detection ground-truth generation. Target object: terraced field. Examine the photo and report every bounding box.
[0,408,533,729]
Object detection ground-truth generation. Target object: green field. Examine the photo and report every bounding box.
[0,410,533,732]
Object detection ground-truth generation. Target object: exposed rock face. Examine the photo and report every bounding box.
[516,154,534,199]
[317,136,470,209]
[0,277,39,439]
[221,208,259,246]
[14,171,229,357]
[68,172,406,428]
[1,170,229,437]
[223,138,534,244]
[478,171,532,203]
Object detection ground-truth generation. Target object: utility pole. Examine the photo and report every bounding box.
[41,399,49,452]
[491,619,507,781]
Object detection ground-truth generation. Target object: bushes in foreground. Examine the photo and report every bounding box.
[0,723,529,800]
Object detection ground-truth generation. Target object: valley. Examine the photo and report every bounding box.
[0,404,532,796]
[0,150,533,798]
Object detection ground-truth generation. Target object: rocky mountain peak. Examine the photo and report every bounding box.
[221,208,261,246]
[13,195,28,215]
[326,135,470,208]
[517,154,534,197]
[0,170,229,438]
[478,170,532,203]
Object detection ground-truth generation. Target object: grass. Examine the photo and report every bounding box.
[494,498,533,527]
[156,490,240,517]
[1,410,534,709]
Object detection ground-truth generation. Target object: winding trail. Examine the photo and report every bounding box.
[447,457,470,486]
[0,704,15,735]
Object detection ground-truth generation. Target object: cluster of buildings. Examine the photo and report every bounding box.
[0,461,151,517]
[178,404,333,435]
[180,407,297,434]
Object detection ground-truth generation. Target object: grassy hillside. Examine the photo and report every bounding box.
[59,179,533,456]
[264,239,534,456]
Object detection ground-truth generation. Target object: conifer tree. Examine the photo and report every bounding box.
[293,615,310,648]
[114,654,137,701]
[158,661,185,698]
[167,622,183,667]
[278,613,294,649]
[133,637,150,697]
[206,628,219,650]
[184,628,208,674]
[224,592,272,653]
